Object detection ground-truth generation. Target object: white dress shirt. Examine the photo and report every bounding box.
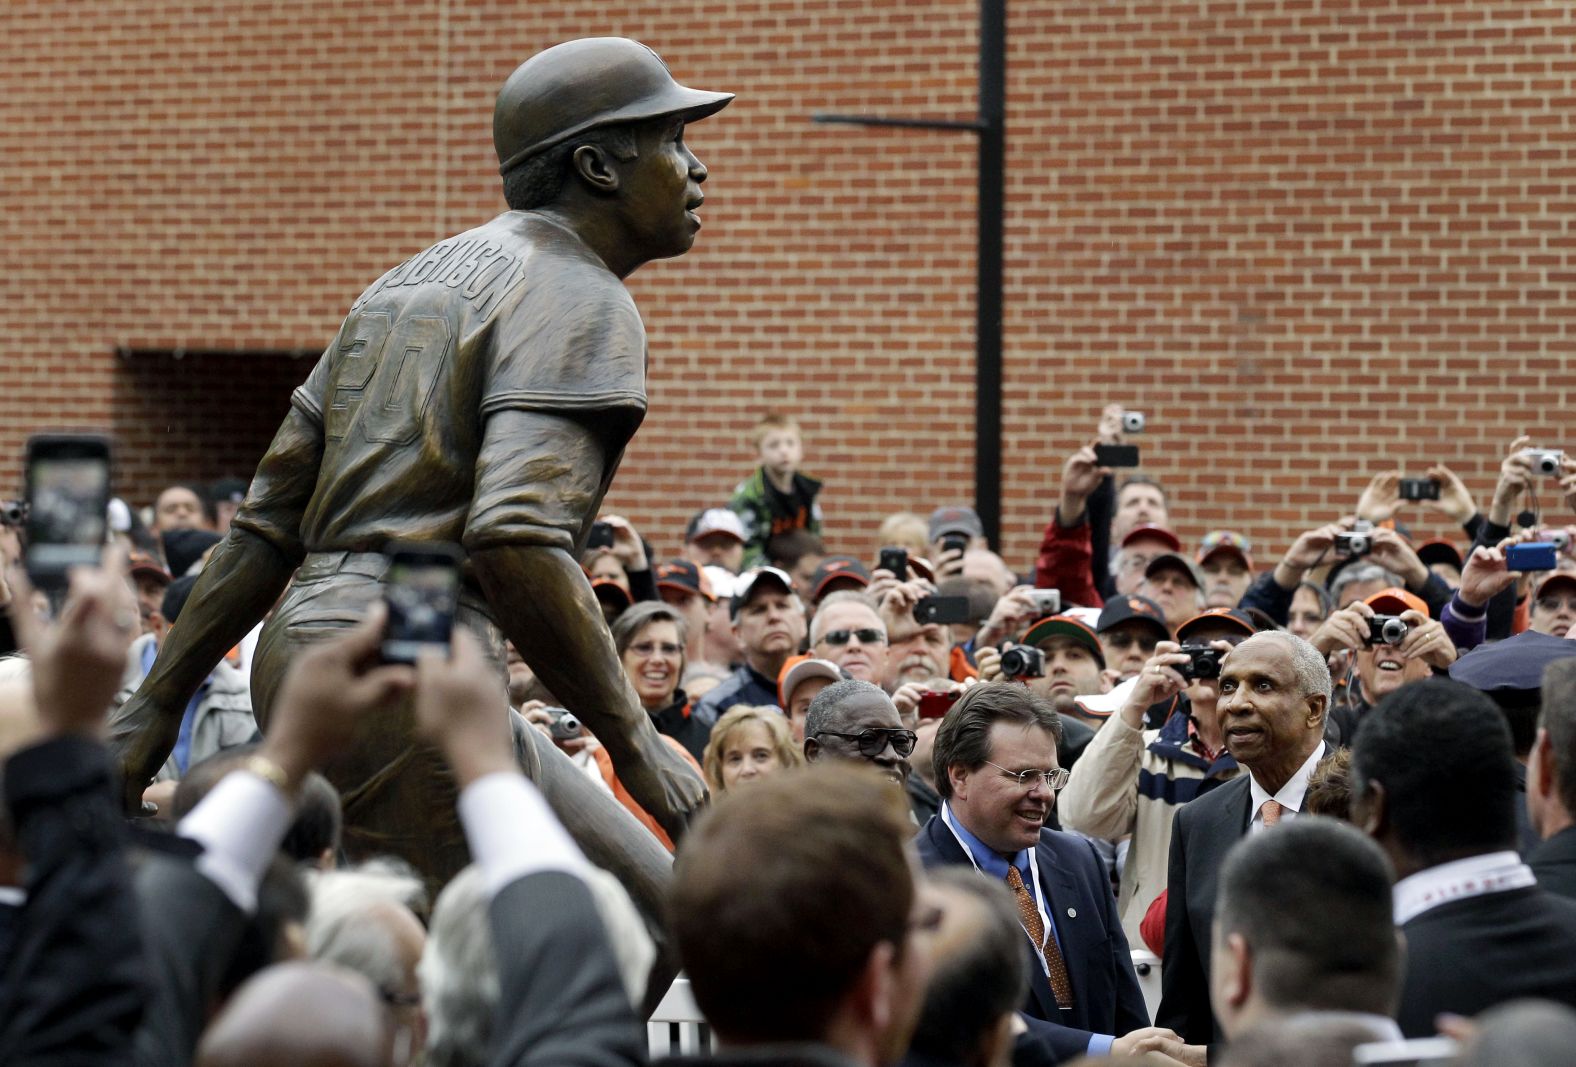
[1247,742,1326,834]
[1392,850,1537,926]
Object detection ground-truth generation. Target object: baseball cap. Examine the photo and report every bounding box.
[1143,553,1205,589]
[1536,572,1576,597]
[1121,524,1183,552]
[1021,615,1105,669]
[809,556,871,600]
[730,566,795,619]
[1176,608,1257,642]
[655,558,715,602]
[1417,538,1465,573]
[210,477,249,505]
[907,555,937,583]
[1197,530,1253,569]
[1450,630,1576,695]
[592,579,633,612]
[161,528,222,579]
[778,655,845,709]
[128,550,173,587]
[686,508,746,544]
[1097,595,1171,639]
[1364,587,1429,619]
[928,505,984,544]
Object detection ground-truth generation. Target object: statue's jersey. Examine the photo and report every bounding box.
[235,211,647,559]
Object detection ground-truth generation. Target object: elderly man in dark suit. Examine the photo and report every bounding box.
[915,682,1162,1062]
[1155,631,1333,1046]
[1351,677,1576,1036]
[1529,659,1576,899]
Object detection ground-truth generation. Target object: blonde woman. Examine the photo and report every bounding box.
[702,705,802,793]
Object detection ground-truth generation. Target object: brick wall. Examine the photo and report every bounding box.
[3,0,1572,573]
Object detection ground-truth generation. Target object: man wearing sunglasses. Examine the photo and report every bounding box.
[809,591,890,685]
[803,678,915,790]
[916,683,1162,1062]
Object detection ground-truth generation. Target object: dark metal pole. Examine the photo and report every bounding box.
[812,0,1007,545]
[975,0,1006,547]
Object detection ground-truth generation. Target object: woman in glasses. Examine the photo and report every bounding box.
[701,704,803,793]
[611,601,710,763]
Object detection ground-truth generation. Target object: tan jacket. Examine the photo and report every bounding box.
[1059,711,1239,945]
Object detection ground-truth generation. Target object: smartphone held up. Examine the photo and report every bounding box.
[24,433,114,592]
[381,542,464,664]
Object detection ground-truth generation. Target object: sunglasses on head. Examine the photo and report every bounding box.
[813,727,918,758]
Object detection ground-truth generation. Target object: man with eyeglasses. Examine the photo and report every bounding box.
[1094,595,1171,682]
[809,591,890,684]
[916,683,1162,1063]
[802,678,915,790]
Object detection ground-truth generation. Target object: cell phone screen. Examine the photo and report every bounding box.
[382,552,462,664]
[26,441,112,587]
[1093,444,1141,468]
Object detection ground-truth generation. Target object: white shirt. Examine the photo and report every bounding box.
[1247,742,1326,834]
[1392,850,1537,926]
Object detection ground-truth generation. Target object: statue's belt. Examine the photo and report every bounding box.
[295,550,393,583]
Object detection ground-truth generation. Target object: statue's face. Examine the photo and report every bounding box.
[614,116,709,262]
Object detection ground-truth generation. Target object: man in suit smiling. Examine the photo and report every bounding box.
[915,682,1161,1062]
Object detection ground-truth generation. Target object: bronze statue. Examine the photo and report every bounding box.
[109,38,732,904]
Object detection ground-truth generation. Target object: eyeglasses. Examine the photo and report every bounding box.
[629,641,683,657]
[819,628,887,647]
[984,760,1070,791]
[813,728,918,758]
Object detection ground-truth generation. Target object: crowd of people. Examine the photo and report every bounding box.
[2,403,1576,1067]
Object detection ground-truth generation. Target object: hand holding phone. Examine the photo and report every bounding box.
[878,546,909,581]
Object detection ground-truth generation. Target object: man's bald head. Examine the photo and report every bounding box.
[197,961,392,1067]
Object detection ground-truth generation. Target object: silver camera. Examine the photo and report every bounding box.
[1121,410,1146,434]
[1026,588,1062,616]
[1546,529,1572,552]
[1334,520,1375,559]
[1521,448,1567,477]
[548,708,582,741]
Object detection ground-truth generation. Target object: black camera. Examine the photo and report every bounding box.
[547,708,583,741]
[1334,520,1375,559]
[0,500,27,528]
[999,644,1045,680]
[1398,478,1440,501]
[1178,643,1223,681]
[1366,614,1409,647]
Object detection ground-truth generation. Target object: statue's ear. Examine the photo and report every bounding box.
[569,144,620,194]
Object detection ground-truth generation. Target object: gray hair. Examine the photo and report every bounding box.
[809,590,884,645]
[305,858,426,999]
[420,867,496,1067]
[804,678,888,739]
[1329,562,1401,609]
[1238,631,1333,705]
[419,864,655,1067]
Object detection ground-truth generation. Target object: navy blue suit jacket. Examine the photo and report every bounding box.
[915,813,1149,1063]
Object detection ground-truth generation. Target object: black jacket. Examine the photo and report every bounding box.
[1155,773,1252,1046]
[1397,884,1576,1037]
[0,737,145,1067]
[650,689,710,763]
[1530,826,1576,902]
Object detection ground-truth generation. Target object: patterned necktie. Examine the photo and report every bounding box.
[1005,864,1074,1009]
[1260,798,1283,827]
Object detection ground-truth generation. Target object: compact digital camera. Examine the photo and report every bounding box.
[1366,615,1409,647]
[999,644,1046,680]
[1522,448,1567,477]
[1334,520,1375,559]
[1178,644,1224,681]
[1121,410,1146,434]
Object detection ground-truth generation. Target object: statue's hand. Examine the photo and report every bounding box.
[107,690,175,813]
[621,729,709,843]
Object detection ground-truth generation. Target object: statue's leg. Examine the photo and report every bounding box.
[251,566,677,1010]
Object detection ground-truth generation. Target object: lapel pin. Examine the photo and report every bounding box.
[1067,908,1077,918]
